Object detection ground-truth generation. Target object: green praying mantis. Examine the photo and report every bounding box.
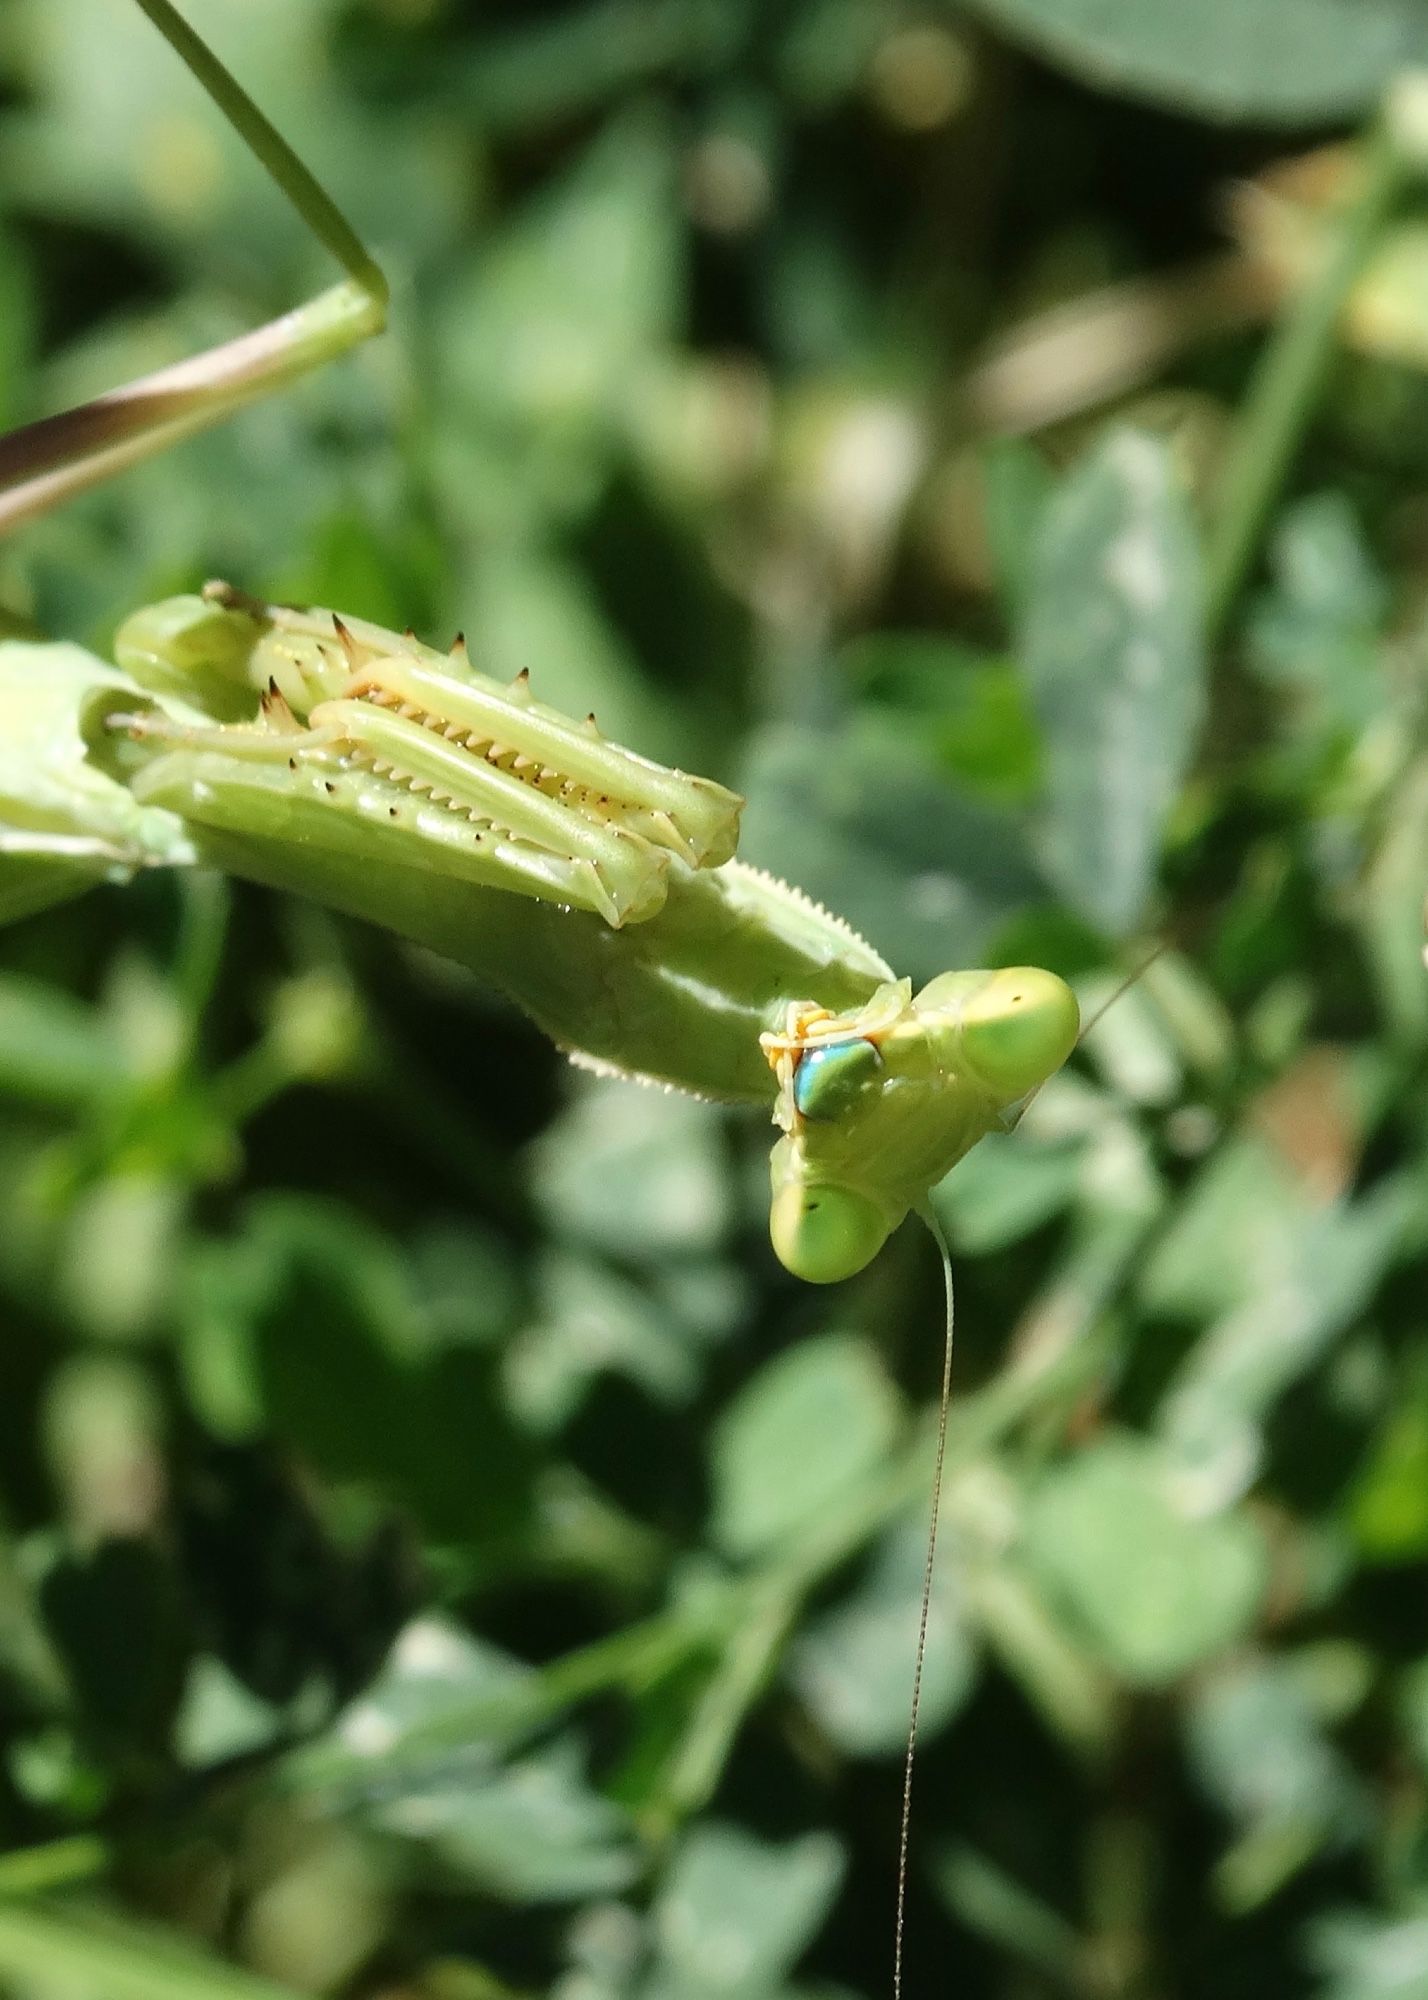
[0,8,1094,1986]
[106,583,1080,1285]
[0,0,1083,1295]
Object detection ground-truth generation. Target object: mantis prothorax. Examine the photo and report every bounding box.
[0,6,1095,1989]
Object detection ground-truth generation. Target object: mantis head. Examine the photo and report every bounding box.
[763,966,1079,1284]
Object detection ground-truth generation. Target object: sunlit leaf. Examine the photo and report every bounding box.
[1024,1433,1268,1684]
[1020,429,1204,937]
[648,1822,845,1995]
[709,1335,901,1560]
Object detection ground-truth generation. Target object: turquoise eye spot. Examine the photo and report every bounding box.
[793,1037,881,1120]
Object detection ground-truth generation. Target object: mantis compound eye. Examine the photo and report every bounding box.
[793,1037,881,1121]
[770,1178,891,1285]
[954,966,1079,1099]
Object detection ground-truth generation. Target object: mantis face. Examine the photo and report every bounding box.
[762,966,1080,1283]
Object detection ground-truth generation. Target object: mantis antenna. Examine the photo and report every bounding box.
[1075,940,1171,1045]
[0,0,387,535]
[893,941,1164,1995]
[895,1203,956,2000]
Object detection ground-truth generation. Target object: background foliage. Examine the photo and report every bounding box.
[4,1,1428,1995]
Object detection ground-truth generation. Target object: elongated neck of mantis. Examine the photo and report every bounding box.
[895,1201,956,2000]
[0,0,387,535]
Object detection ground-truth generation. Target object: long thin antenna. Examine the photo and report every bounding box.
[895,1204,957,2000]
[1075,939,1170,1048]
[1004,938,1172,1134]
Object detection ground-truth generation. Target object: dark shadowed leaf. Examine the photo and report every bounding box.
[39,1541,189,1759]
[957,0,1426,122]
[739,720,1043,985]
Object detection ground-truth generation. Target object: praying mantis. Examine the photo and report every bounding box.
[0,0,1082,1293]
[0,7,1091,1988]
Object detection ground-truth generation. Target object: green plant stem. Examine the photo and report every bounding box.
[648,1577,800,1835]
[129,0,386,304]
[0,282,383,535]
[172,873,231,1060]
[0,1835,110,1898]
[0,1,388,535]
[0,1900,300,2000]
[1204,121,1406,638]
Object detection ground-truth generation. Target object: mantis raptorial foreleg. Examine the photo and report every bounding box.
[99,583,1082,1285]
[112,583,743,930]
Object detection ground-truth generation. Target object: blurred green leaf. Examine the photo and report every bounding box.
[1397,1655,1428,1773]
[0,1902,306,2000]
[440,114,680,458]
[531,1077,731,1266]
[646,1822,845,1997]
[789,1512,976,1755]
[933,1843,1083,1982]
[57,1173,188,1342]
[1020,429,1204,937]
[173,1655,289,1769]
[508,1251,703,1430]
[0,219,35,431]
[8,0,463,261]
[1158,1171,1417,1506]
[981,438,1055,624]
[0,974,123,1107]
[933,1127,1083,1254]
[1248,494,1388,734]
[1139,1136,1303,1325]
[1186,1655,1364,1909]
[190,1199,540,1546]
[372,1732,639,1903]
[1348,1354,1428,1560]
[1361,755,1428,1045]
[842,635,1042,804]
[1024,1433,1268,1684]
[1310,1910,1428,2000]
[461,0,746,130]
[709,1334,901,1560]
[291,1616,638,1900]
